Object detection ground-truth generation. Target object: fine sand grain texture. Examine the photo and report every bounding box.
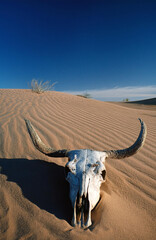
[0,89,155,240]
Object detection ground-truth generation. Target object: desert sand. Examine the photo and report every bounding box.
[0,89,155,240]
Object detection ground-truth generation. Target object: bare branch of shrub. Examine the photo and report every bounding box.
[31,79,57,94]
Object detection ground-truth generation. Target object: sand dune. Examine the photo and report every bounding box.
[126,97,156,105]
[0,89,155,240]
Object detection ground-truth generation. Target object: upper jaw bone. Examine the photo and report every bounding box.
[72,193,92,228]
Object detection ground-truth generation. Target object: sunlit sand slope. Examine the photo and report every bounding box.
[0,89,155,240]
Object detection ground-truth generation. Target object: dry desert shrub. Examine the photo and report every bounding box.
[31,79,57,94]
[77,93,92,98]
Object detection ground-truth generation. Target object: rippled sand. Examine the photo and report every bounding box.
[0,89,155,240]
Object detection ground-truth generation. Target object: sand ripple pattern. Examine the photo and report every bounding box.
[0,89,155,240]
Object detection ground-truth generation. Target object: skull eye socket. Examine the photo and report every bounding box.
[102,170,106,180]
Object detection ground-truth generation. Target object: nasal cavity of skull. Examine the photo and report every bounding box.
[76,191,89,224]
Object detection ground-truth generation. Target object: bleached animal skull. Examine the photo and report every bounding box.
[25,119,147,228]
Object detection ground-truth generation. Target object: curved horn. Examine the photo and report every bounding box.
[25,119,68,157]
[104,118,147,159]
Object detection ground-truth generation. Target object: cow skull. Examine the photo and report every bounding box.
[25,118,147,228]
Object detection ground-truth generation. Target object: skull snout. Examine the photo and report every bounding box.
[73,173,92,228]
[74,191,91,228]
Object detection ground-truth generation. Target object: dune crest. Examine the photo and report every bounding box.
[0,89,155,240]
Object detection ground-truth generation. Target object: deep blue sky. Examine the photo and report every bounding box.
[0,0,156,100]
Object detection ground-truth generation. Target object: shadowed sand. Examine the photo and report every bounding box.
[0,89,155,240]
